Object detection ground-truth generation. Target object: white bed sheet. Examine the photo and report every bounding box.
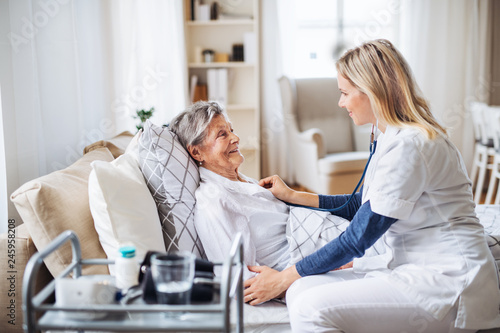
[476,205,500,265]
[231,301,291,332]
[476,205,500,234]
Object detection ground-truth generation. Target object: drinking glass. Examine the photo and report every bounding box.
[150,251,196,310]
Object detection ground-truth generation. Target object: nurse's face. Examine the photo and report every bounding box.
[338,74,376,126]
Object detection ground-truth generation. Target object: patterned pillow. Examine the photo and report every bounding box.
[138,120,205,259]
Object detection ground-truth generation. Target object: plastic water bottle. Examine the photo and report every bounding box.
[115,245,139,290]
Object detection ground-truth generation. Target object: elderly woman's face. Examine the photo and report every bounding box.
[196,115,244,179]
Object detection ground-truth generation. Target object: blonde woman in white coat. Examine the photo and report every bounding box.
[245,39,500,332]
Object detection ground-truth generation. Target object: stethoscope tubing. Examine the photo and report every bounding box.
[285,124,378,213]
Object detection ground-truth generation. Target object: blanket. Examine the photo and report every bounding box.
[286,206,350,265]
[286,204,500,274]
[476,205,500,265]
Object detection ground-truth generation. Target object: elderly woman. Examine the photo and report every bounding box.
[169,101,350,281]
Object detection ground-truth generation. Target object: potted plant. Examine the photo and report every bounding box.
[134,107,155,132]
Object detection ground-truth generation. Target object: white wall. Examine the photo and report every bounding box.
[0,86,8,234]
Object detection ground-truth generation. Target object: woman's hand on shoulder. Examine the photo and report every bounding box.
[259,175,293,202]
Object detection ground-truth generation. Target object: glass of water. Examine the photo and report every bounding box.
[151,251,196,315]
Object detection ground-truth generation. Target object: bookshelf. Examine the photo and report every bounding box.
[183,0,261,180]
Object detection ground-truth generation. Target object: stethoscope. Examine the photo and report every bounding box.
[286,122,379,213]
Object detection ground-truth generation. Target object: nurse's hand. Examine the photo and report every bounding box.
[334,261,353,270]
[244,265,301,305]
[258,175,293,202]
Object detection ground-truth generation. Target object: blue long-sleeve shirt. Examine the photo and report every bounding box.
[295,192,397,276]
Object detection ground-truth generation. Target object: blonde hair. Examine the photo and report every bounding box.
[336,39,446,139]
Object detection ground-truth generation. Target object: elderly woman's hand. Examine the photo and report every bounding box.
[243,265,301,305]
[259,175,320,208]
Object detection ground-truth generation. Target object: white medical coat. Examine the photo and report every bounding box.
[357,125,500,329]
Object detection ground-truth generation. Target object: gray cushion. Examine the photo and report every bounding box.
[138,120,205,258]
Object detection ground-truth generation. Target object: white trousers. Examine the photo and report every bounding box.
[286,269,476,333]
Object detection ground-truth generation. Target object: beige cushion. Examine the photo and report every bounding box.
[318,151,370,175]
[0,224,52,333]
[10,148,114,278]
[83,131,134,158]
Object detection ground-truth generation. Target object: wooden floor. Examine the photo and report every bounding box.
[480,192,487,204]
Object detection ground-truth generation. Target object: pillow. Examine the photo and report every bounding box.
[10,148,113,277]
[138,120,205,258]
[89,153,166,274]
[84,131,134,158]
[124,130,142,162]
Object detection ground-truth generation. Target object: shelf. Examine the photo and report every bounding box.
[189,62,254,69]
[184,0,260,180]
[39,310,227,332]
[187,19,254,26]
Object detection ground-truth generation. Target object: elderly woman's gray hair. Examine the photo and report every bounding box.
[169,101,229,149]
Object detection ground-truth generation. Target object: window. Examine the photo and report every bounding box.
[293,0,399,78]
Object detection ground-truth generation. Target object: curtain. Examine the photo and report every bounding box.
[398,0,492,170]
[260,0,297,182]
[0,0,186,230]
[109,0,187,132]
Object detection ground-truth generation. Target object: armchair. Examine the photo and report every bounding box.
[278,76,370,195]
